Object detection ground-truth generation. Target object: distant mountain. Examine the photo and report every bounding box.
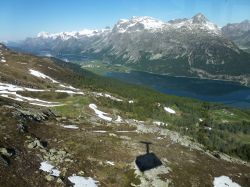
[11,13,250,86]
[222,20,250,51]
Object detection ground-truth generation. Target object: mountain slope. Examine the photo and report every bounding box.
[222,20,250,52]
[12,14,250,86]
[1,44,250,186]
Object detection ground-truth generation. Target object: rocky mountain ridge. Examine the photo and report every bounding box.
[222,19,250,51]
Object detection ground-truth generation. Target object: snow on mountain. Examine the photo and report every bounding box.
[37,29,110,40]
[35,13,220,40]
[29,69,59,83]
[113,16,168,33]
[169,13,220,34]
[112,13,220,34]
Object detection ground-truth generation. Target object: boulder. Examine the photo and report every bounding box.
[27,139,45,149]
[45,175,54,181]
[17,123,28,133]
[0,155,10,166]
[0,147,15,157]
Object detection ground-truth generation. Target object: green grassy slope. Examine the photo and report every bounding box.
[53,58,250,161]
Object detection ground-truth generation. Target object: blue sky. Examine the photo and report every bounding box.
[1,0,250,41]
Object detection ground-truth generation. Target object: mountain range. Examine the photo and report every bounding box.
[10,13,250,86]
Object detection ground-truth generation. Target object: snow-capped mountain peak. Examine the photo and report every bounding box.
[192,13,208,24]
[37,29,110,40]
[37,32,51,38]
[34,13,221,43]
[37,31,77,40]
[130,16,166,29]
[112,14,220,34]
[113,16,167,33]
[168,13,220,34]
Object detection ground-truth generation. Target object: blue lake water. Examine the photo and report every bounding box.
[106,71,250,108]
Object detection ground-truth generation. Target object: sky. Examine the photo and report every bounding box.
[1,0,250,41]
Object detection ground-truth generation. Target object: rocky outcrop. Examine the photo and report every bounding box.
[13,108,56,122]
[0,147,16,166]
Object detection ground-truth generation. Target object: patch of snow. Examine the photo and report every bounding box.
[89,103,112,121]
[204,126,212,131]
[128,100,134,103]
[153,121,167,127]
[92,92,123,102]
[25,88,46,92]
[93,130,107,133]
[106,161,115,166]
[1,59,6,63]
[29,69,59,83]
[0,83,46,93]
[104,93,123,101]
[68,175,99,187]
[0,82,63,107]
[115,115,123,123]
[164,107,176,114]
[29,102,63,107]
[0,94,24,102]
[62,125,79,129]
[0,91,62,107]
[213,176,241,187]
[116,130,136,133]
[0,83,24,92]
[132,119,144,124]
[59,84,79,91]
[204,21,218,32]
[15,93,58,104]
[55,90,84,95]
[39,161,61,177]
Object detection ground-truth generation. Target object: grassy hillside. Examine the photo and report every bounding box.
[53,58,250,161]
[1,47,250,186]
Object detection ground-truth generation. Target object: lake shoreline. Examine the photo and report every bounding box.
[129,69,249,88]
[106,71,250,108]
